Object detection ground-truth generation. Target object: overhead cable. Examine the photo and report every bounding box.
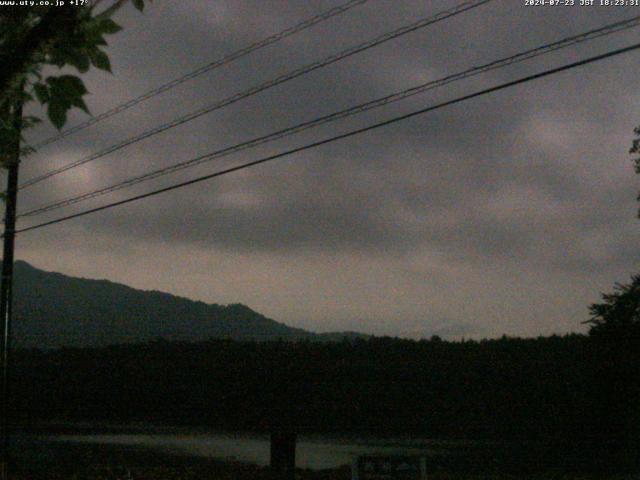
[19,0,493,189]
[14,41,640,235]
[30,0,370,149]
[18,14,640,219]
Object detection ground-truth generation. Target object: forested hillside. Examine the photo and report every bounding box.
[11,261,363,347]
[11,334,639,472]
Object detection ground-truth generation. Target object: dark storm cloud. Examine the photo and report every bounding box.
[14,0,640,337]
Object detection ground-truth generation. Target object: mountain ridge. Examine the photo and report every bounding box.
[10,260,367,349]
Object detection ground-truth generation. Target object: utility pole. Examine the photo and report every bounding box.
[0,90,23,480]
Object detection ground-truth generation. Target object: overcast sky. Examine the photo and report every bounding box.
[12,0,640,339]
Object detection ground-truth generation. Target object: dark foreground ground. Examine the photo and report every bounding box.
[10,463,639,480]
[6,435,638,479]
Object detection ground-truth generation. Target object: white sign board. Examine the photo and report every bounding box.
[352,455,426,480]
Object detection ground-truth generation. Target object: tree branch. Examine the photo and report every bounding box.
[0,8,80,105]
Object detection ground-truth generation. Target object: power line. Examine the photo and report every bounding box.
[14,41,640,236]
[18,0,493,190]
[18,14,640,219]
[29,0,370,150]
[21,0,491,188]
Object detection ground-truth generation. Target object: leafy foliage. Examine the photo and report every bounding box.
[584,275,640,470]
[586,274,640,338]
[630,126,640,216]
[0,0,150,166]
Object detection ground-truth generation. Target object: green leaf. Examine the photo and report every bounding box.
[71,96,90,114]
[48,101,68,130]
[47,75,88,100]
[132,0,144,11]
[33,83,49,104]
[69,51,91,73]
[98,18,123,35]
[84,25,109,46]
[90,49,111,73]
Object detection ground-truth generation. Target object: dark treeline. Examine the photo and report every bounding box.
[9,333,640,472]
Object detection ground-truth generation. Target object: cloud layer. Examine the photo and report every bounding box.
[13,0,640,338]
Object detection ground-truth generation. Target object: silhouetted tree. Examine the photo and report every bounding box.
[630,125,640,217]
[584,275,640,472]
[586,274,640,338]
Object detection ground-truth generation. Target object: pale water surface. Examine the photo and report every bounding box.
[47,432,447,470]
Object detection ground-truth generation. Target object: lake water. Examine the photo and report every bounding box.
[45,431,450,470]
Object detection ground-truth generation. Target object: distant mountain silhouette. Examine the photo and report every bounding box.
[10,260,366,348]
